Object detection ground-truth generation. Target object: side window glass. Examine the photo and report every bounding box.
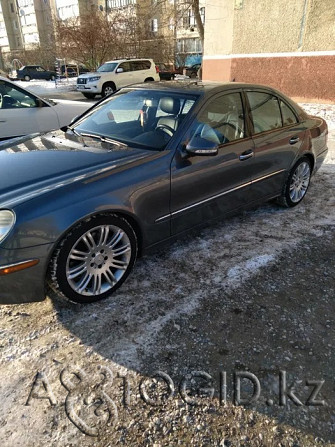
[189,92,245,146]
[280,100,298,126]
[119,62,131,72]
[131,61,141,71]
[247,92,282,134]
[0,81,38,109]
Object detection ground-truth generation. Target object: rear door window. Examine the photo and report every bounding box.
[280,100,298,126]
[247,91,282,134]
[132,60,151,71]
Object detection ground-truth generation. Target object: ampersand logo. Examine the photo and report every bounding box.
[60,365,118,437]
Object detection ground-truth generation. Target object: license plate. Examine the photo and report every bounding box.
[77,85,85,89]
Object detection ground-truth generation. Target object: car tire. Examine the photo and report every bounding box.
[50,75,56,81]
[49,214,138,303]
[83,93,96,99]
[277,157,312,207]
[190,72,197,79]
[24,75,31,81]
[102,82,116,97]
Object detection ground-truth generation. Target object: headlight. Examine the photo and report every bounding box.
[88,76,101,82]
[0,210,15,243]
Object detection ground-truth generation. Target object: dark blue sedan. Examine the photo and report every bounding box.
[0,82,328,304]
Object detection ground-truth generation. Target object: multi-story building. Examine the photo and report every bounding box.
[0,0,204,70]
[0,3,9,56]
[175,0,205,67]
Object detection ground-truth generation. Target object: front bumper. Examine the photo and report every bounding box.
[0,243,54,304]
[76,84,101,93]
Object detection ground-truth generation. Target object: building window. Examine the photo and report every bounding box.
[10,3,15,13]
[151,18,158,32]
[200,7,205,24]
[188,9,196,27]
[177,38,202,54]
[108,0,135,8]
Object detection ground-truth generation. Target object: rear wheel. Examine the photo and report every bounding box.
[102,82,116,97]
[83,93,96,99]
[144,77,154,82]
[277,157,312,207]
[49,214,137,303]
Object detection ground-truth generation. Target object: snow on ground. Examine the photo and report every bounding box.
[0,88,334,445]
[15,78,77,95]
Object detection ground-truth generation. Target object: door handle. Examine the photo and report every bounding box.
[239,149,254,161]
[289,136,300,145]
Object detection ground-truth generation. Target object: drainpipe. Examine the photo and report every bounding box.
[298,0,309,51]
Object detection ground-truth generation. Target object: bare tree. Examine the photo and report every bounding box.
[55,11,127,70]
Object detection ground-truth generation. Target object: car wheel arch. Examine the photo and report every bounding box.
[47,209,144,274]
[102,82,116,96]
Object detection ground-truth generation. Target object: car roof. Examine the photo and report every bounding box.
[104,58,153,64]
[124,80,284,96]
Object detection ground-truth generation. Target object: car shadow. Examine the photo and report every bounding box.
[49,200,335,443]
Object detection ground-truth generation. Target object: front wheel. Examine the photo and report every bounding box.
[50,75,56,81]
[49,214,137,303]
[277,157,312,207]
[102,83,116,97]
[24,75,31,81]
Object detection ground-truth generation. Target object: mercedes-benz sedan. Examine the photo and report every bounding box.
[0,82,328,304]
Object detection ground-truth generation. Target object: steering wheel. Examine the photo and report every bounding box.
[156,123,175,137]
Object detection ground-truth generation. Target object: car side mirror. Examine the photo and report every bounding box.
[35,98,45,107]
[186,137,218,156]
[116,67,124,73]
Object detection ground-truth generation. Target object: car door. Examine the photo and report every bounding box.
[170,91,255,235]
[35,66,47,80]
[0,80,60,139]
[132,60,152,83]
[245,90,306,201]
[116,62,134,88]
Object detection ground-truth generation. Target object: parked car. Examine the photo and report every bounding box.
[0,81,328,304]
[76,58,160,99]
[155,63,175,80]
[185,63,201,78]
[16,65,57,82]
[61,64,89,77]
[0,76,91,140]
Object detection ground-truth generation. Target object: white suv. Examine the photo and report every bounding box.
[76,58,160,98]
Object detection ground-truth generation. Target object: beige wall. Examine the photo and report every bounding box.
[303,0,335,51]
[203,0,235,56]
[232,0,305,53]
[202,0,335,102]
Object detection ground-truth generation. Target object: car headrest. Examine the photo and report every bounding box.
[159,97,180,115]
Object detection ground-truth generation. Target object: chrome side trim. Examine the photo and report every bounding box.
[155,169,286,223]
[155,181,251,223]
[252,169,285,184]
[0,259,38,270]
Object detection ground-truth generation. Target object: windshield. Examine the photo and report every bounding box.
[73,89,199,150]
[97,63,118,73]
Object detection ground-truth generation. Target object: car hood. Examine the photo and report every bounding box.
[78,71,113,78]
[0,131,154,208]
